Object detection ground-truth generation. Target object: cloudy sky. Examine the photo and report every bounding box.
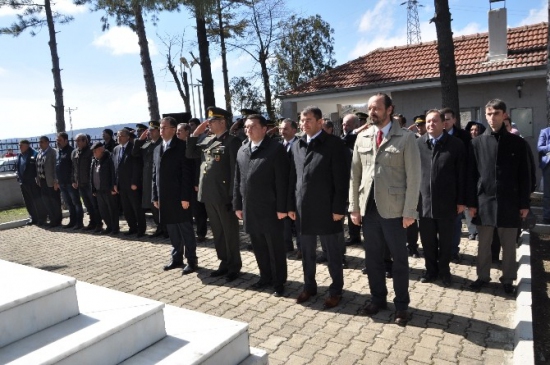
[0,0,546,139]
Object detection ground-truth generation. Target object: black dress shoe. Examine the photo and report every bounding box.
[124,230,137,236]
[48,222,61,228]
[503,283,515,295]
[182,263,198,275]
[164,261,184,271]
[101,228,112,235]
[345,237,361,246]
[225,272,240,282]
[361,267,367,275]
[394,310,409,326]
[420,274,437,283]
[94,225,103,233]
[273,287,285,297]
[441,275,452,287]
[451,254,461,264]
[385,270,393,279]
[246,244,253,251]
[408,247,421,258]
[73,224,84,230]
[151,230,164,238]
[26,221,35,226]
[136,232,145,238]
[316,254,328,263]
[83,224,95,231]
[210,268,229,277]
[62,223,75,229]
[469,279,487,290]
[359,302,387,316]
[196,236,206,243]
[251,280,270,289]
[110,230,120,236]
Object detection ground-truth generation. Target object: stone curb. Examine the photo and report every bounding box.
[0,211,73,231]
[514,230,533,365]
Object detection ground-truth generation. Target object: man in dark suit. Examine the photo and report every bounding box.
[72,133,100,231]
[417,109,466,287]
[113,129,146,237]
[153,116,198,275]
[441,107,472,263]
[341,114,361,246]
[15,139,46,225]
[133,121,164,237]
[90,142,119,235]
[288,106,350,309]
[234,114,289,296]
[186,106,242,282]
[36,136,62,227]
[538,127,550,224]
[467,99,531,295]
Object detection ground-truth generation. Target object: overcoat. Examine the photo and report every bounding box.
[133,138,161,208]
[466,126,531,228]
[417,132,466,219]
[288,130,349,235]
[233,136,289,234]
[113,142,142,190]
[152,136,194,224]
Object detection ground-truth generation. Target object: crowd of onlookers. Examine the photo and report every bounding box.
[10,93,541,326]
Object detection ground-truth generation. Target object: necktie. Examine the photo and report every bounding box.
[251,145,258,153]
[119,146,125,164]
[376,130,383,148]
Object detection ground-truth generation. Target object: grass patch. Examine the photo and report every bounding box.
[0,206,28,224]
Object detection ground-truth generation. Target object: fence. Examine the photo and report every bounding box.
[0,136,104,173]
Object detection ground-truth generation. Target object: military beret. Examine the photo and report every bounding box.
[355,112,369,120]
[414,115,426,124]
[91,141,104,150]
[148,120,160,130]
[206,106,231,120]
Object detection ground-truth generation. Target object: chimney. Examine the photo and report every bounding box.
[487,6,508,62]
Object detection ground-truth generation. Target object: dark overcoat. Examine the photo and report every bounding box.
[288,131,349,235]
[233,136,289,235]
[152,137,194,224]
[113,142,143,190]
[466,126,531,228]
[133,138,161,208]
[15,148,38,185]
[90,151,116,193]
[417,132,466,219]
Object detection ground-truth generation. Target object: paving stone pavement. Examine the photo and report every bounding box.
[0,217,515,364]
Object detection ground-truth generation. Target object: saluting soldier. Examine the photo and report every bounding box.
[186,106,243,282]
[132,121,165,237]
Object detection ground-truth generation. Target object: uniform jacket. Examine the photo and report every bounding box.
[152,137,194,224]
[15,148,38,185]
[71,146,93,187]
[417,132,466,219]
[233,136,289,235]
[349,122,421,219]
[36,147,57,187]
[186,131,241,205]
[113,142,143,190]
[466,126,531,228]
[133,138,162,208]
[90,151,116,194]
[537,127,550,170]
[288,130,349,235]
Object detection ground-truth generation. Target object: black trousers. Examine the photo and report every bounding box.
[20,182,46,223]
[193,198,208,238]
[363,202,410,311]
[406,220,419,250]
[96,191,119,232]
[301,233,344,296]
[205,202,241,274]
[166,222,197,264]
[347,213,362,240]
[418,217,454,278]
[39,179,62,225]
[79,185,100,227]
[119,188,146,234]
[283,217,301,251]
[250,230,287,289]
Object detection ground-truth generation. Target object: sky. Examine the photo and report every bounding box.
[0,0,547,139]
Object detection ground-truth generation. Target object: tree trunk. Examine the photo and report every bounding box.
[45,0,65,132]
[217,0,232,115]
[167,57,189,112]
[433,0,460,126]
[196,13,216,116]
[133,3,160,121]
[259,50,274,121]
[182,71,191,113]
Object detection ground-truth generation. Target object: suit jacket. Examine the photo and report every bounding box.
[233,136,289,235]
[449,125,471,148]
[186,131,241,205]
[288,130,349,235]
[417,132,466,219]
[113,142,142,190]
[90,150,116,194]
[133,138,162,208]
[349,122,421,219]
[466,126,531,228]
[71,146,93,187]
[152,137,194,224]
[15,148,38,185]
[537,127,550,169]
[36,147,57,187]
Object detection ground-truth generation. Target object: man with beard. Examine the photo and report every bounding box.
[349,93,421,325]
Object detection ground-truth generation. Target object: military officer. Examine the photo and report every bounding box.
[186,106,243,282]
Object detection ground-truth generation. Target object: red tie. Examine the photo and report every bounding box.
[376,130,383,148]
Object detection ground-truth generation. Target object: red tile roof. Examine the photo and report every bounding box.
[280,22,548,97]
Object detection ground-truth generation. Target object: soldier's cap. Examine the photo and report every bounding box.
[206,106,231,120]
[241,108,260,117]
[355,111,368,119]
[124,127,135,133]
[148,120,160,130]
[136,123,148,131]
[414,115,426,124]
[91,141,104,150]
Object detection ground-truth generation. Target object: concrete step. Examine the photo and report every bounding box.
[0,260,79,347]
[0,282,166,365]
[121,305,267,365]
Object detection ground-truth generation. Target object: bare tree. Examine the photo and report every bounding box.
[159,34,191,112]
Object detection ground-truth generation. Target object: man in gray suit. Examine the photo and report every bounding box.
[186,106,242,282]
[36,136,62,227]
[349,93,421,325]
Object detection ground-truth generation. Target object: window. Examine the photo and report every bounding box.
[510,108,533,137]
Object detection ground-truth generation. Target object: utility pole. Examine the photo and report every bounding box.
[401,0,423,45]
[65,106,77,142]
[191,81,203,119]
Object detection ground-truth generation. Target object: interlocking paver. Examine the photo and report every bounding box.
[0,218,516,364]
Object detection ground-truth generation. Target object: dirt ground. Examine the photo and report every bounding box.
[531,231,550,364]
